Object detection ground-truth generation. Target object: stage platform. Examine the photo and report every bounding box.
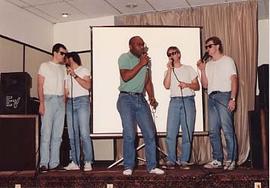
[0,165,268,188]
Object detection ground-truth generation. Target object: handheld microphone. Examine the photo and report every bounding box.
[202,52,210,62]
[143,46,151,70]
[65,63,71,75]
[171,58,174,68]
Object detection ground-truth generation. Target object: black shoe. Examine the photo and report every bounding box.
[39,166,48,173]
[50,164,65,171]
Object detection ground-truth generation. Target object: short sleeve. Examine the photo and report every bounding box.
[118,53,130,69]
[38,63,46,76]
[189,66,198,80]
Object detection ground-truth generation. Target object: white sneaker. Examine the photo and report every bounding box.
[149,168,165,175]
[223,160,236,170]
[84,162,92,171]
[203,160,222,169]
[64,161,80,170]
[123,169,133,176]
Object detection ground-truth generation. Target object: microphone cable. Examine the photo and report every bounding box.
[171,67,192,164]
[194,66,236,176]
[202,89,236,172]
[70,75,80,167]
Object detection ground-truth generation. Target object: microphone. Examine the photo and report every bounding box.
[171,58,174,68]
[143,46,151,69]
[65,63,71,75]
[202,52,210,62]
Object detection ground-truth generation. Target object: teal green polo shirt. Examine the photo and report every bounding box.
[118,52,147,93]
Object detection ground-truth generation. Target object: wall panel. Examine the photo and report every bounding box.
[0,37,23,72]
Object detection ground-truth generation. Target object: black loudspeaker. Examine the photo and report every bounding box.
[0,72,32,114]
[257,64,269,109]
[0,115,39,170]
[249,97,269,169]
[249,109,263,168]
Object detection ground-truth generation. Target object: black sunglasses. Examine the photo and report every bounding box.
[205,44,217,49]
[59,51,66,56]
[167,51,178,57]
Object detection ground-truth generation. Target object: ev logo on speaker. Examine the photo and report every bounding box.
[5,96,21,109]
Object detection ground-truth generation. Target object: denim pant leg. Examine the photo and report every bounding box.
[166,98,181,164]
[77,96,93,163]
[117,94,137,170]
[208,97,223,161]
[40,96,55,167]
[49,96,65,168]
[136,97,157,171]
[179,97,195,162]
[216,94,237,161]
[67,99,81,165]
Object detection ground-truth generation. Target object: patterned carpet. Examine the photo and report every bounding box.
[0,165,268,188]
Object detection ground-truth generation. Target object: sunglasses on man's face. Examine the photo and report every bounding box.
[167,51,178,57]
[59,51,66,56]
[205,44,217,50]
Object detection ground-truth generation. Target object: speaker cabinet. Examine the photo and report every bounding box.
[258,64,269,109]
[0,72,32,114]
[249,98,269,169]
[0,115,39,171]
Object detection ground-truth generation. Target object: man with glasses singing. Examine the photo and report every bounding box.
[37,43,67,173]
[162,46,200,170]
[117,36,164,176]
[197,36,238,170]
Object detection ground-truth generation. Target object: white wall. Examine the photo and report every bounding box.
[256,19,269,95]
[53,16,114,51]
[0,1,53,52]
[258,19,269,66]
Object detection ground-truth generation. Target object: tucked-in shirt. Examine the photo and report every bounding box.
[38,61,66,95]
[118,52,147,93]
[206,55,237,94]
[164,64,198,97]
[65,66,90,98]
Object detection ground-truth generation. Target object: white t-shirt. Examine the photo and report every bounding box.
[206,55,237,94]
[65,66,90,98]
[38,61,66,95]
[165,64,198,97]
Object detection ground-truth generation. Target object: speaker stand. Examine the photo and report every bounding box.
[107,143,167,169]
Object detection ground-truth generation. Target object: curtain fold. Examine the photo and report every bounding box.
[114,0,257,165]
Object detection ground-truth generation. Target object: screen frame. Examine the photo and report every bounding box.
[90,25,206,137]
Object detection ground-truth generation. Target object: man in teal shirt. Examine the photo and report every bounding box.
[117,36,164,176]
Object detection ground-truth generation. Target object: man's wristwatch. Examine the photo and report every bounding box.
[230,97,236,101]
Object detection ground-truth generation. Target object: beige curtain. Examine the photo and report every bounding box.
[114,1,257,165]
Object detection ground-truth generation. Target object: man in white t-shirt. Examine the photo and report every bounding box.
[64,52,93,172]
[37,43,67,173]
[163,46,200,170]
[197,36,238,170]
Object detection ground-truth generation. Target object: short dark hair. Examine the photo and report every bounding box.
[205,36,223,53]
[52,43,66,54]
[66,52,82,66]
[129,36,141,45]
[166,46,181,56]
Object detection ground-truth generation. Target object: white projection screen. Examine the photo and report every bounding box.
[91,26,204,136]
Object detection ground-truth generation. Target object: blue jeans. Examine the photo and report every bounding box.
[117,93,157,171]
[166,96,196,163]
[208,91,237,162]
[66,96,93,165]
[40,95,65,169]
